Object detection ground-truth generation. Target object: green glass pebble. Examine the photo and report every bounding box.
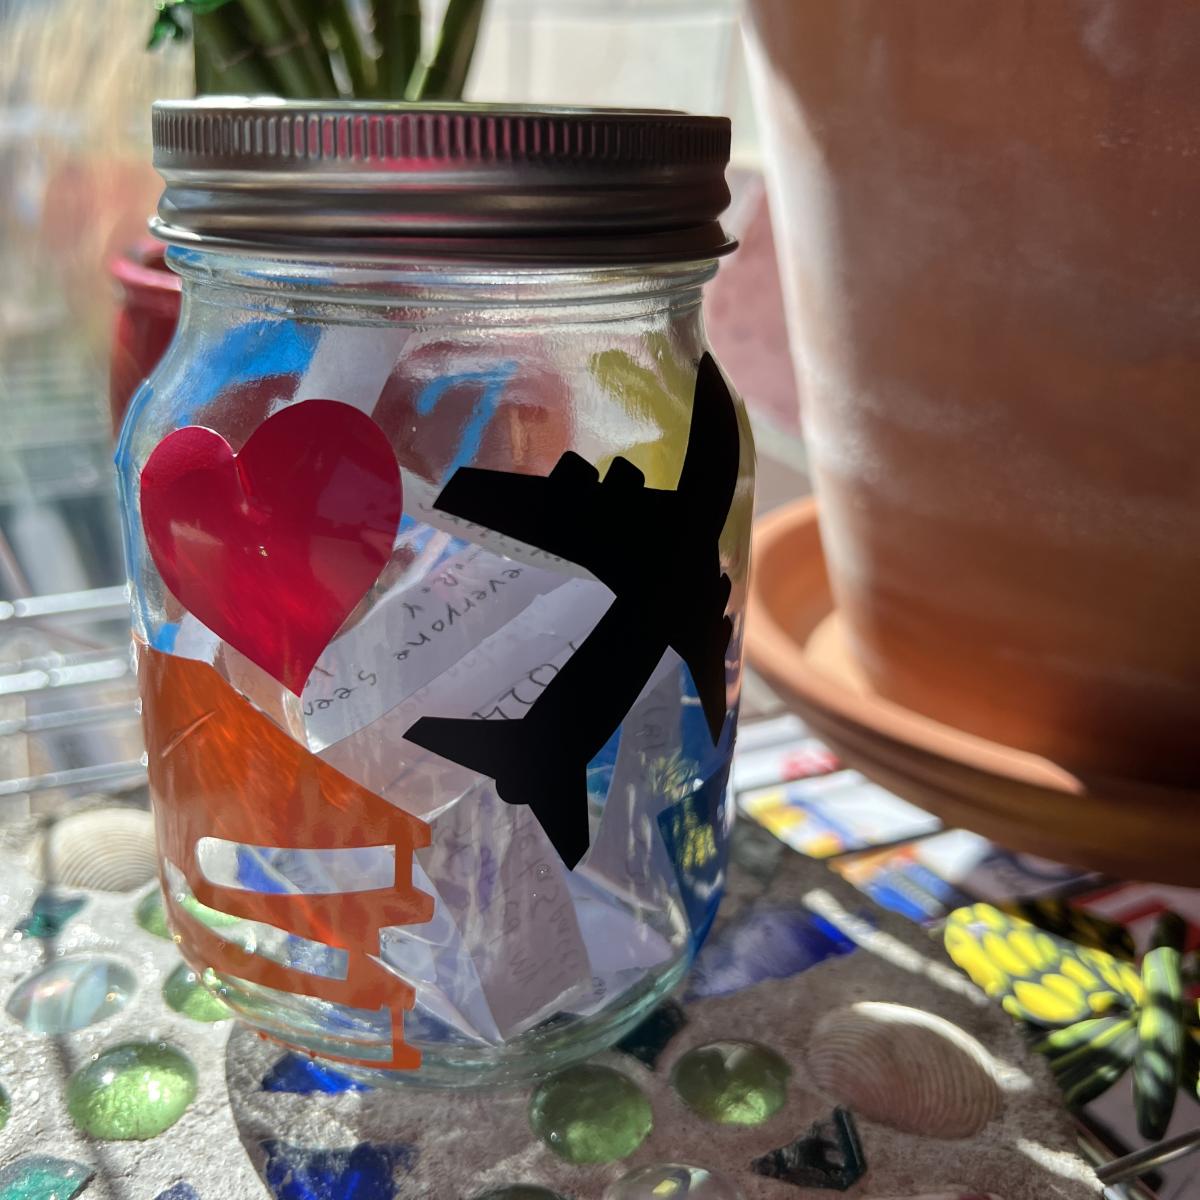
[7,958,137,1034]
[66,1042,197,1140]
[0,1082,9,1132]
[135,889,171,940]
[528,1064,652,1164]
[162,964,231,1022]
[178,894,243,930]
[136,888,242,943]
[0,1156,93,1200]
[670,1041,790,1126]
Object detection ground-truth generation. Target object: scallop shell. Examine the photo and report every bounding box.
[807,1002,1002,1138]
[42,806,157,892]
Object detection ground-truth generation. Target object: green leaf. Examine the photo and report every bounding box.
[373,0,421,99]
[240,0,338,97]
[148,9,189,49]
[1133,913,1187,1140]
[192,7,278,96]
[407,0,484,100]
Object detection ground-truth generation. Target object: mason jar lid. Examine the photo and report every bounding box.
[150,98,736,265]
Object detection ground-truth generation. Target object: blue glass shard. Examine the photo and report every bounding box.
[261,1053,370,1094]
[0,1156,93,1200]
[235,846,291,894]
[14,892,86,939]
[413,361,518,475]
[615,999,688,1069]
[154,1185,201,1200]
[260,1141,416,1200]
[685,906,858,1001]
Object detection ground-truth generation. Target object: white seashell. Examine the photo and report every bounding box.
[42,806,157,892]
[808,1002,1002,1139]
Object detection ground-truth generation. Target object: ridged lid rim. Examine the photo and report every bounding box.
[150,98,736,265]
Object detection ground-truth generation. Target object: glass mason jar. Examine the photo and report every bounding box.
[117,100,754,1086]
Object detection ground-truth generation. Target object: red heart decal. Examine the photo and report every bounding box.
[141,399,402,694]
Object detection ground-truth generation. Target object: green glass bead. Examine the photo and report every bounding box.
[135,889,171,940]
[66,1042,197,1140]
[0,1157,92,1200]
[6,958,136,1033]
[528,1064,651,1164]
[670,1041,790,1126]
[162,964,230,1022]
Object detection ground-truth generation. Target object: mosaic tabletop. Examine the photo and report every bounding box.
[0,784,1107,1200]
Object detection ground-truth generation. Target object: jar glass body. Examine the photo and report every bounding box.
[116,248,755,1086]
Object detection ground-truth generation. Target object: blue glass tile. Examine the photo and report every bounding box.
[685,906,857,1001]
[261,1053,370,1094]
[261,1141,415,1200]
[154,1185,201,1200]
[14,892,86,940]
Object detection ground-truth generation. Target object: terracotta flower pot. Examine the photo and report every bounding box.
[746,1,1200,785]
[108,238,181,435]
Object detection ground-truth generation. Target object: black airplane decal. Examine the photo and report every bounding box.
[405,351,740,868]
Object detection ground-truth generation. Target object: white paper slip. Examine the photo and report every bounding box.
[378,860,503,1046]
[292,324,412,415]
[562,870,677,1018]
[579,653,690,920]
[301,543,575,750]
[316,577,614,820]
[416,785,592,1040]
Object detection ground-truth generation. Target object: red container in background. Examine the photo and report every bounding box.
[108,239,180,435]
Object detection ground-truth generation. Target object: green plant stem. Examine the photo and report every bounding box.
[295,0,348,93]
[323,0,375,96]
[373,0,421,100]
[241,0,337,97]
[193,7,277,95]
[408,0,483,100]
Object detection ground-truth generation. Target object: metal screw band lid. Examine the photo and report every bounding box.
[150,98,736,265]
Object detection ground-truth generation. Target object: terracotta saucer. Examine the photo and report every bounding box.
[745,498,1200,885]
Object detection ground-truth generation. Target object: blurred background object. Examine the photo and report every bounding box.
[0,0,788,856]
